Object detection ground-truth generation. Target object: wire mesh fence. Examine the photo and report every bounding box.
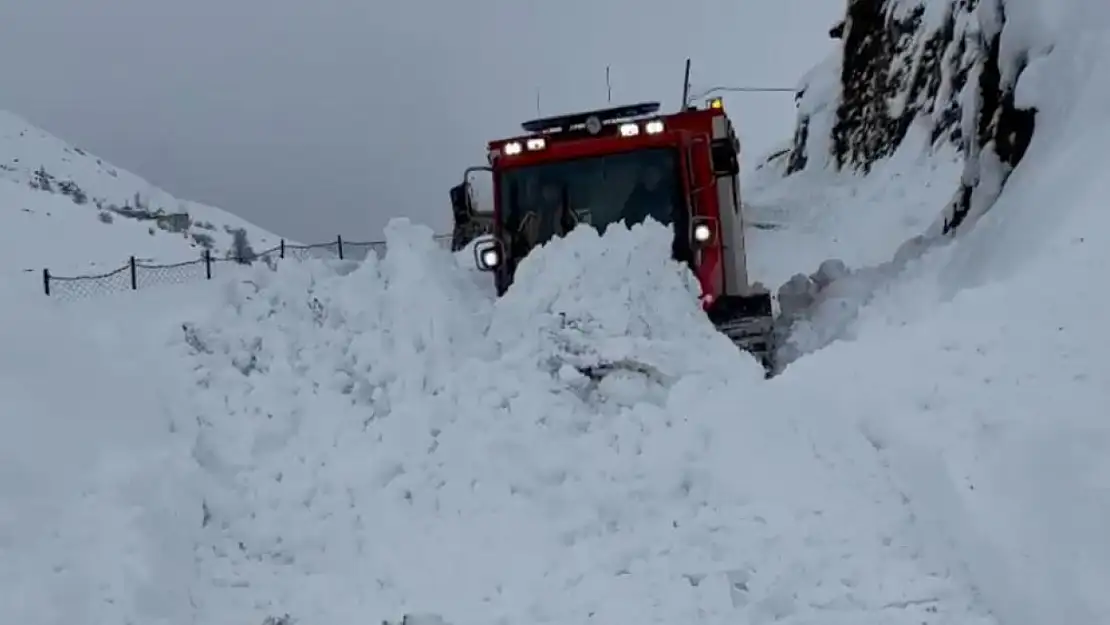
[44,233,454,301]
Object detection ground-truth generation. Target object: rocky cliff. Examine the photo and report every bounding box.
[782,0,1037,235]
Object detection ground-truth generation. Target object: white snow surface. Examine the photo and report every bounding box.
[155,219,992,625]
[2,5,1109,625]
[0,109,280,288]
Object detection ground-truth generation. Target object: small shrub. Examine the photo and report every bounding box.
[191,231,215,249]
[30,166,54,192]
[228,227,257,264]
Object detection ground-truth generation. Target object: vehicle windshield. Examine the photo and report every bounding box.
[498,147,683,250]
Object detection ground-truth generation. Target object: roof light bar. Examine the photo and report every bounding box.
[521,101,662,133]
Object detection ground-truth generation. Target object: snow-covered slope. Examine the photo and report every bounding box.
[0,109,280,282]
[782,20,1110,622]
[750,1,1110,621]
[763,0,1042,242]
[744,0,1104,366]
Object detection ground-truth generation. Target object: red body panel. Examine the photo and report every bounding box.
[487,107,727,306]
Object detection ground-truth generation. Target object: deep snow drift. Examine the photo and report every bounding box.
[0,296,203,624]
[170,219,990,625]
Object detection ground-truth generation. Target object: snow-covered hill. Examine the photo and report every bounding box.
[0,109,280,284]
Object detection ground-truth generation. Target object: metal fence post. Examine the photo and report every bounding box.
[129,256,137,290]
[204,249,212,279]
[42,268,50,296]
[280,239,285,259]
[337,235,344,259]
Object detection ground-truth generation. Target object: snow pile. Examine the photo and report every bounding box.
[0,299,202,625]
[162,218,993,625]
[182,219,492,421]
[745,117,962,367]
[0,109,279,282]
[746,121,961,287]
[491,221,763,386]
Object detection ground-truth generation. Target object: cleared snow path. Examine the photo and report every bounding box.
[174,220,993,625]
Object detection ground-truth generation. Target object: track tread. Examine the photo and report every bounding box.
[708,296,777,377]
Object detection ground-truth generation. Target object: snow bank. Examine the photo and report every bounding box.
[168,218,990,625]
[742,11,1110,623]
[746,121,961,288]
[0,299,202,625]
[777,10,1110,623]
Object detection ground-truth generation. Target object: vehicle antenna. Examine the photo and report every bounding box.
[606,66,612,103]
[681,58,691,110]
[535,88,541,116]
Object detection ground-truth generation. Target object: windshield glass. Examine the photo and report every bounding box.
[498,147,683,250]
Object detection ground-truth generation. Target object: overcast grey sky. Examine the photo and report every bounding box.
[0,0,840,242]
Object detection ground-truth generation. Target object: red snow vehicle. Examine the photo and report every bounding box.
[449,81,776,373]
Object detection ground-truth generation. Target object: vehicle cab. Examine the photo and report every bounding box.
[450,98,766,316]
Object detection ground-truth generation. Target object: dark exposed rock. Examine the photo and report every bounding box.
[787,116,809,173]
[940,4,1037,233]
[784,0,1036,235]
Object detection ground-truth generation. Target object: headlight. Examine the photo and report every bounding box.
[526,138,545,150]
[693,223,712,242]
[472,237,503,272]
[480,247,501,268]
[619,123,639,137]
[645,120,664,134]
[504,141,522,155]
